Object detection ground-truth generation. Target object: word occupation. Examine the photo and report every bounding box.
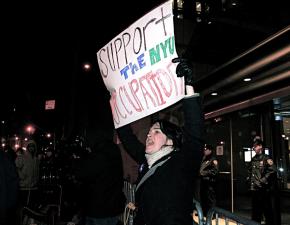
[97,1,184,128]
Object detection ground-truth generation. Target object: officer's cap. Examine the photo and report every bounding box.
[253,139,264,146]
[204,144,214,151]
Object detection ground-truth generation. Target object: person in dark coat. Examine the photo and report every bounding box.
[199,144,219,215]
[4,145,17,163]
[75,128,126,225]
[117,58,204,225]
[0,150,19,225]
[247,139,277,225]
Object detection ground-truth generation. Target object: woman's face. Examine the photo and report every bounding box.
[145,122,172,154]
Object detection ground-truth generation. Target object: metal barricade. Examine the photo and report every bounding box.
[122,183,260,225]
[123,181,136,203]
[192,199,206,225]
[205,207,261,225]
[122,181,136,225]
[20,184,63,225]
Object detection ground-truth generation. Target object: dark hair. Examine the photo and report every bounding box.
[85,128,114,150]
[253,139,264,146]
[153,119,183,149]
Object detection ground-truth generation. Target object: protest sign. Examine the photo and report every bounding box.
[97,0,184,128]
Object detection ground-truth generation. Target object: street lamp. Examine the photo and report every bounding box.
[26,125,35,135]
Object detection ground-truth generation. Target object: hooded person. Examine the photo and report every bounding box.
[116,57,204,225]
[15,140,40,206]
[26,140,38,158]
[75,126,126,225]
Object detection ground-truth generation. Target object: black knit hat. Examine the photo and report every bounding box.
[204,144,214,151]
[154,119,183,149]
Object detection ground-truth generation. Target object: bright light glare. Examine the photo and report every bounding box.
[83,63,91,71]
[26,125,35,134]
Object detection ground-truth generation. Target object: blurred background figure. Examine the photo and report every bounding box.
[4,144,17,163]
[74,127,126,225]
[0,148,19,225]
[15,140,40,207]
[39,147,61,185]
[199,144,219,215]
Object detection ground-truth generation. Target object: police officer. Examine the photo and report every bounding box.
[199,144,219,215]
[247,139,277,225]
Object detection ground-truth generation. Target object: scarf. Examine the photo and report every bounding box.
[145,145,174,168]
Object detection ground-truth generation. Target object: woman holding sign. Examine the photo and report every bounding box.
[117,58,204,225]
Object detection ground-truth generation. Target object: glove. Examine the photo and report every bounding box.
[172,57,194,86]
[260,177,268,185]
[254,180,262,188]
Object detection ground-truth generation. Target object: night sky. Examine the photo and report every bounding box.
[2,1,166,95]
[1,0,166,136]
[1,0,289,137]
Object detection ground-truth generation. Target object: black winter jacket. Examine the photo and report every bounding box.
[75,141,126,218]
[247,153,277,191]
[117,96,204,225]
[0,151,19,223]
[200,155,219,183]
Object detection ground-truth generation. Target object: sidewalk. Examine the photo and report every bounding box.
[233,191,290,225]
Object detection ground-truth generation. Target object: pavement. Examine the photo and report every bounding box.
[230,191,290,225]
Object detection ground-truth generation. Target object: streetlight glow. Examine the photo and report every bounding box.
[83,63,91,71]
[26,125,35,135]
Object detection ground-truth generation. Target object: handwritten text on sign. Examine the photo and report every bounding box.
[97,1,184,128]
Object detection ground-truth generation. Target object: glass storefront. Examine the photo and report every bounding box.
[204,96,290,214]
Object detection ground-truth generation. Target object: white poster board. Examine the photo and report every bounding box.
[45,100,56,110]
[216,145,224,156]
[97,0,184,128]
